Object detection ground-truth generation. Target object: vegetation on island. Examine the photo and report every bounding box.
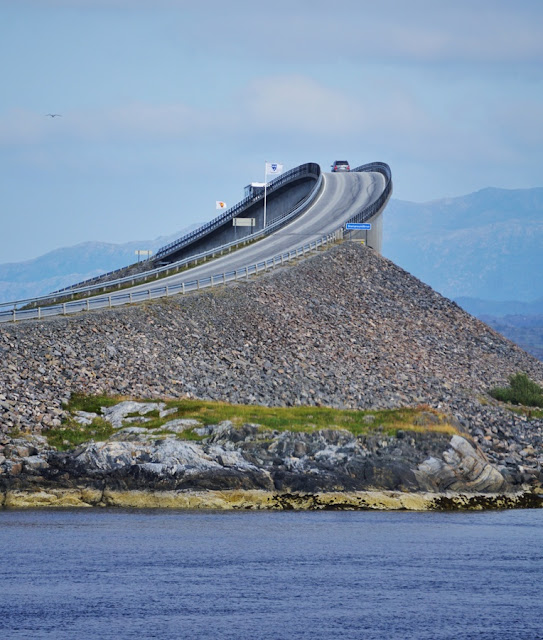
[490,373,543,411]
[45,394,459,451]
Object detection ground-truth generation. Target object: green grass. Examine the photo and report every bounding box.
[47,394,459,451]
[46,418,116,451]
[62,393,121,415]
[490,373,543,408]
[508,406,543,420]
[159,399,448,436]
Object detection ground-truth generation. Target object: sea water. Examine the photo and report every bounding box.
[0,508,542,639]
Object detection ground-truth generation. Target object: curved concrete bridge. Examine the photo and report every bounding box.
[154,161,390,265]
[0,162,392,322]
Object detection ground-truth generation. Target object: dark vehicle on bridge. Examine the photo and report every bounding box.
[331,160,350,172]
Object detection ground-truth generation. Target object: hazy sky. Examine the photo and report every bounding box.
[1,0,542,263]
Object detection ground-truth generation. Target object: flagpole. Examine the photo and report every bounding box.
[263,161,268,230]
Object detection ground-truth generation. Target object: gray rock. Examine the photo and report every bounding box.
[74,410,99,426]
[1,243,542,495]
[416,436,508,492]
[161,418,201,434]
[101,401,165,428]
[22,455,49,471]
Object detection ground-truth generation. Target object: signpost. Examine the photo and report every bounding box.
[233,217,255,240]
[135,250,153,262]
[232,218,256,227]
[345,223,371,230]
[345,222,371,246]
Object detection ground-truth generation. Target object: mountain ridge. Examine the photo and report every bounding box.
[0,225,201,303]
[383,186,543,303]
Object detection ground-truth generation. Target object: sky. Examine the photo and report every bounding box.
[1,0,542,263]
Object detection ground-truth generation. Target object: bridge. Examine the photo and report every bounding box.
[0,162,392,323]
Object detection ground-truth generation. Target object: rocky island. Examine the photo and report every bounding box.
[1,243,542,510]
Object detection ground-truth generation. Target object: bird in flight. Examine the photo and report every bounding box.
[45,113,62,118]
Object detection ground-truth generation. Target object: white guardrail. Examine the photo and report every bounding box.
[0,161,391,324]
[0,172,325,316]
[0,230,343,324]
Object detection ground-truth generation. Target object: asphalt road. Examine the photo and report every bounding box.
[122,170,386,294]
[1,170,386,321]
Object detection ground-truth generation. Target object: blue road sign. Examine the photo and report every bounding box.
[346,223,371,230]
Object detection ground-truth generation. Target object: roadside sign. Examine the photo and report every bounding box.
[233,218,255,227]
[135,249,153,262]
[346,223,371,230]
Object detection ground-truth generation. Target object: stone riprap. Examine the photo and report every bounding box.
[1,242,542,503]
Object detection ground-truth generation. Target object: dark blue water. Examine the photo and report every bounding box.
[0,509,542,639]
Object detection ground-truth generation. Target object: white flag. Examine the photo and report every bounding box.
[265,162,284,175]
[216,201,227,210]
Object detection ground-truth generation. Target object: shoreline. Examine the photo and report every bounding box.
[2,488,542,511]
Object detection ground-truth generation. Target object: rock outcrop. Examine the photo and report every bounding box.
[1,242,543,505]
[0,401,538,501]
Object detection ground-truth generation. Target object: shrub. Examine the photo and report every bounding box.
[490,373,543,408]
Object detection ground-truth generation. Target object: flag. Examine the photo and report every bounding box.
[216,201,227,210]
[265,162,284,175]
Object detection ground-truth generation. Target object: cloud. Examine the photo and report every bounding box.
[14,0,543,64]
[167,1,543,65]
[493,100,543,151]
[2,71,541,187]
[239,76,363,135]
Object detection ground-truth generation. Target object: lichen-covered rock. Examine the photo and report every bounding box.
[0,424,517,497]
[416,436,508,492]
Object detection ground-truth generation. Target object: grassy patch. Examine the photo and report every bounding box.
[62,393,121,415]
[152,399,458,437]
[490,373,543,408]
[47,394,459,451]
[507,406,543,420]
[46,418,116,451]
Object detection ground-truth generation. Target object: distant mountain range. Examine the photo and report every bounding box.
[382,186,543,303]
[0,225,200,303]
[381,187,543,362]
[454,297,543,317]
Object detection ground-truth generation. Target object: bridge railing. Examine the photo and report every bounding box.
[52,163,321,294]
[0,229,343,323]
[154,162,321,261]
[0,164,322,313]
[347,162,392,225]
[0,162,391,323]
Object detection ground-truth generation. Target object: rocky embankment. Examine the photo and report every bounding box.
[1,242,543,508]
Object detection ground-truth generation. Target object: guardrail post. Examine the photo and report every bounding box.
[182,282,185,294]
[129,292,133,303]
[148,290,151,299]
[86,299,90,311]
[166,285,169,297]
[223,273,226,284]
[197,280,200,290]
[12,309,16,322]
[63,303,66,315]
